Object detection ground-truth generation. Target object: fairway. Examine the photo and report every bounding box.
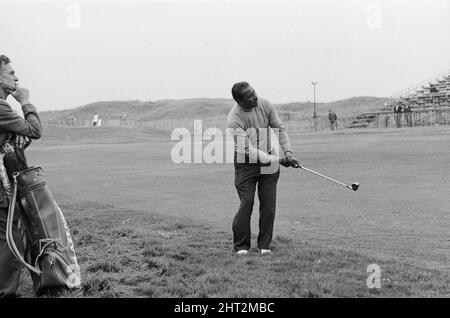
[28,125,450,273]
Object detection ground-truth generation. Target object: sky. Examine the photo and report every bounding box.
[1,0,449,111]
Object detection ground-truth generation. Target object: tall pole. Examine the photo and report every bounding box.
[311,81,318,131]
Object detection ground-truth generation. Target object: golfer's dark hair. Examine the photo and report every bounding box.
[231,81,250,102]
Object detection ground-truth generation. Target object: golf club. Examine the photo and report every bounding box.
[294,165,360,191]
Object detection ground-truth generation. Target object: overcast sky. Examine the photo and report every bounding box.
[1,0,449,111]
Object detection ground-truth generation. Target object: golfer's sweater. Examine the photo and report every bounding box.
[226,98,293,164]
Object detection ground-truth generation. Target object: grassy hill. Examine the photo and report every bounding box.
[40,96,390,125]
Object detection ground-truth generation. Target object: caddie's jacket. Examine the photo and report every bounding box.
[0,100,41,143]
[0,99,42,207]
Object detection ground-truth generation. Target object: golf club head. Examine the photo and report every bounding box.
[351,183,360,191]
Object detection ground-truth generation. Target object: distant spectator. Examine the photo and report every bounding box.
[383,103,391,127]
[92,112,99,127]
[66,115,76,126]
[120,112,127,125]
[328,109,338,131]
[404,104,412,127]
[383,113,390,128]
[394,103,403,128]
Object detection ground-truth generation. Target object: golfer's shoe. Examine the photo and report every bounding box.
[260,249,273,255]
[235,250,249,256]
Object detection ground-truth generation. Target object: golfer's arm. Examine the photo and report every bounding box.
[267,103,293,155]
[233,127,277,164]
[0,103,42,139]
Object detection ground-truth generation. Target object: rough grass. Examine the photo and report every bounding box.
[17,200,450,298]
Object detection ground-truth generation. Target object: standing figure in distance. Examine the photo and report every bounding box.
[328,109,338,131]
[404,104,412,127]
[92,112,99,127]
[394,103,403,128]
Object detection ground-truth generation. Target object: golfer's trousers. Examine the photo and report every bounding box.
[233,164,280,251]
[0,208,23,298]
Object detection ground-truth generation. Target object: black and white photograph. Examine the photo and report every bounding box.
[0,0,449,304]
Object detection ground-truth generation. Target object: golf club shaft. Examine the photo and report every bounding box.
[296,166,351,189]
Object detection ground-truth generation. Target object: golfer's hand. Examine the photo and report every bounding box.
[285,153,300,168]
[279,157,290,167]
[15,135,31,149]
[11,84,31,106]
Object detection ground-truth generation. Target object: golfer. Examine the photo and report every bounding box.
[0,55,42,297]
[227,82,299,255]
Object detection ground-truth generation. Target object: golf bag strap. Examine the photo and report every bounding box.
[6,173,42,275]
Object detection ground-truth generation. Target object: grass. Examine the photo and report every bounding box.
[28,125,450,272]
[15,124,450,297]
[17,199,450,298]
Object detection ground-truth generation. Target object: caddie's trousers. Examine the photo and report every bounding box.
[0,208,23,298]
[233,164,280,252]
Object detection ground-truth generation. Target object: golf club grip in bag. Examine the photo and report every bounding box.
[6,166,81,295]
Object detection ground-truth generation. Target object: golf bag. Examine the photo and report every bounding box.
[3,142,81,295]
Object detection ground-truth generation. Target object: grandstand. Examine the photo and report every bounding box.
[348,70,450,128]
